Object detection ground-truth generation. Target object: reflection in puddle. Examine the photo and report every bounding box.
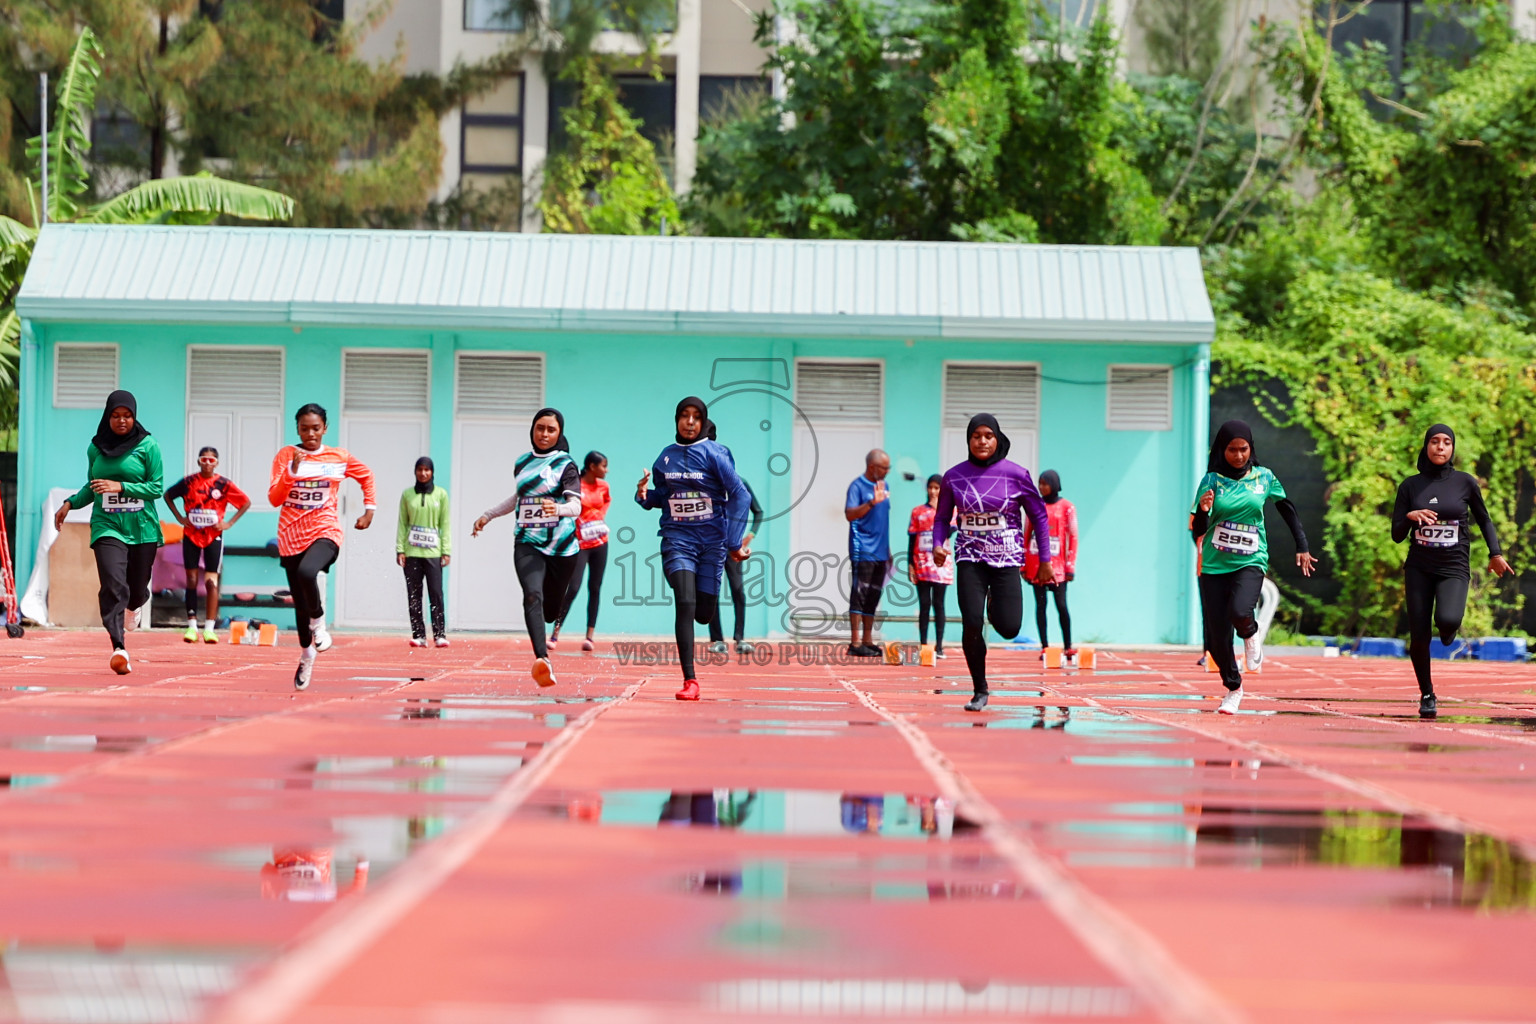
[1431,715,1536,730]
[1055,805,1536,909]
[528,790,983,839]
[685,857,1031,902]
[0,944,254,1023]
[0,774,61,789]
[705,978,1136,1017]
[0,735,159,753]
[296,754,533,796]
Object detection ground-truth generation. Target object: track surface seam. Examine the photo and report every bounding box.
[836,672,1248,1024]
[208,677,648,1024]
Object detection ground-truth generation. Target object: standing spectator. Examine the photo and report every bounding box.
[844,449,892,657]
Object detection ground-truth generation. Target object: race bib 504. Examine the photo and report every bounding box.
[101,492,145,514]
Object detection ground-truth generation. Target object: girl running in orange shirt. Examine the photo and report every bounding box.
[269,403,377,691]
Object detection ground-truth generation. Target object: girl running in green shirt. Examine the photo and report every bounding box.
[1189,420,1317,713]
[52,390,165,675]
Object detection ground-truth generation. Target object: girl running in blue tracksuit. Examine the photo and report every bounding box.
[636,396,751,701]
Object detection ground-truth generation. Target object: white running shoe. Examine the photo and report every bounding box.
[434,636,450,648]
[295,647,316,690]
[311,618,332,653]
[109,649,131,675]
[408,637,427,648]
[1217,688,1244,715]
[1244,634,1264,672]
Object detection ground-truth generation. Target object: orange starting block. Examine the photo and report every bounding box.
[230,621,279,646]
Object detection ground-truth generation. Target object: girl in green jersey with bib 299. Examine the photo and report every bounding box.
[1190,420,1317,714]
[473,408,582,689]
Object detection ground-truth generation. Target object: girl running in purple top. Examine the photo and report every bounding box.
[933,414,1055,711]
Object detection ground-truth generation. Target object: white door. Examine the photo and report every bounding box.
[788,361,883,638]
[335,350,433,628]
[450,420,523,630]
[449,353,545,631]
[941,363,1041,476]
[337,415,428,627]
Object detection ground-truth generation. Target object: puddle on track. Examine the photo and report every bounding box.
[522,789,984,839]
[0,942,257,1024]
[682,853,1032,902]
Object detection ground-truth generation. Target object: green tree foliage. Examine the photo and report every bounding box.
[538,57,680,234]
[1135,0,1226,81]
[0,28,293,396]
[688,0,1163,243]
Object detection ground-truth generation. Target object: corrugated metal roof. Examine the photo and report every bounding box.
[18,225,1215,343]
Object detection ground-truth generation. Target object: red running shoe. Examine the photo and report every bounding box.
[675,679,700,701]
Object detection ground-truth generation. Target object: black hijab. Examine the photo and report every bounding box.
[92,389,150,460]
[1039,469,1062,504]
[966,413,1010,468]
[414,456,435,495]
[1417,424,1455,478]
[530,407,570,455]
[675,396,716,446]
[1208,420,1256,480]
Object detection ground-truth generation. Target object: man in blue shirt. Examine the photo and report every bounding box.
[844,449,892,657]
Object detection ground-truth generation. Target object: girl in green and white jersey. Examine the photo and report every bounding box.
[1189,420,1317,713]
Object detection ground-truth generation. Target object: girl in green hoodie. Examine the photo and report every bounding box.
[396,456,451,646]
[52,390,164,675]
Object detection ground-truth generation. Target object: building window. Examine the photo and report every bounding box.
[1326,1,1477,93]
[1106,365,1173,431]
[548,0,675,32]
[185,347,284,504]
[942,363,1041,472]
[465,0,524,31]
[549,75,676,156]
[461,75,524,197]
[699,76,768,124]
[54,344,119,409]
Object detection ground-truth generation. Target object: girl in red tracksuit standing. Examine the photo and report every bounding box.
[1022,470,1077,659]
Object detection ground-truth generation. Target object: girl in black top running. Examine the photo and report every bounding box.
[1391,424,1512,717]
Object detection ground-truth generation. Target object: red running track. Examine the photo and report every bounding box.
[1,630,1534,1023]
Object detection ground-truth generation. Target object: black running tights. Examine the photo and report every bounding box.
[707,557,746,644]
[1405,564,1469,697]
[1032,582,1071,650]
[1198,566,1263,692]
[556,543,609,633]
[956,562,1023,695]
[280,540,339,650]
[916,581,947,650]
[668,570,719,681]
[513,542,577,660]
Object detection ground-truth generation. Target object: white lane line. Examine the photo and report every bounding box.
[837,676,1248,1024]
[210,678,648,1024]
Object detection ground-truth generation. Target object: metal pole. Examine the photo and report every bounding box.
[39,72,48,226]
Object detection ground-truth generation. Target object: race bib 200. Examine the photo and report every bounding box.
[1413,522,1460,548]
[101,492,145,514]
[515,498,558,526]
[958,511,1006,533]
[1211,520,1260,555]
[668,492,714,520]
[187,508,219,529]
[408,525,439,549]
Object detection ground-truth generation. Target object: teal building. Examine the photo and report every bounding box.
[15,225,1214,644]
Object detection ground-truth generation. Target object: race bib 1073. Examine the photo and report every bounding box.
[1211,520,1260,555]
[1413,521,1460,548]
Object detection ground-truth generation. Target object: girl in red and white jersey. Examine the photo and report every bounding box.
[551,451,612,652]
[1021,469,1078,661]
[268,402,377,690]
